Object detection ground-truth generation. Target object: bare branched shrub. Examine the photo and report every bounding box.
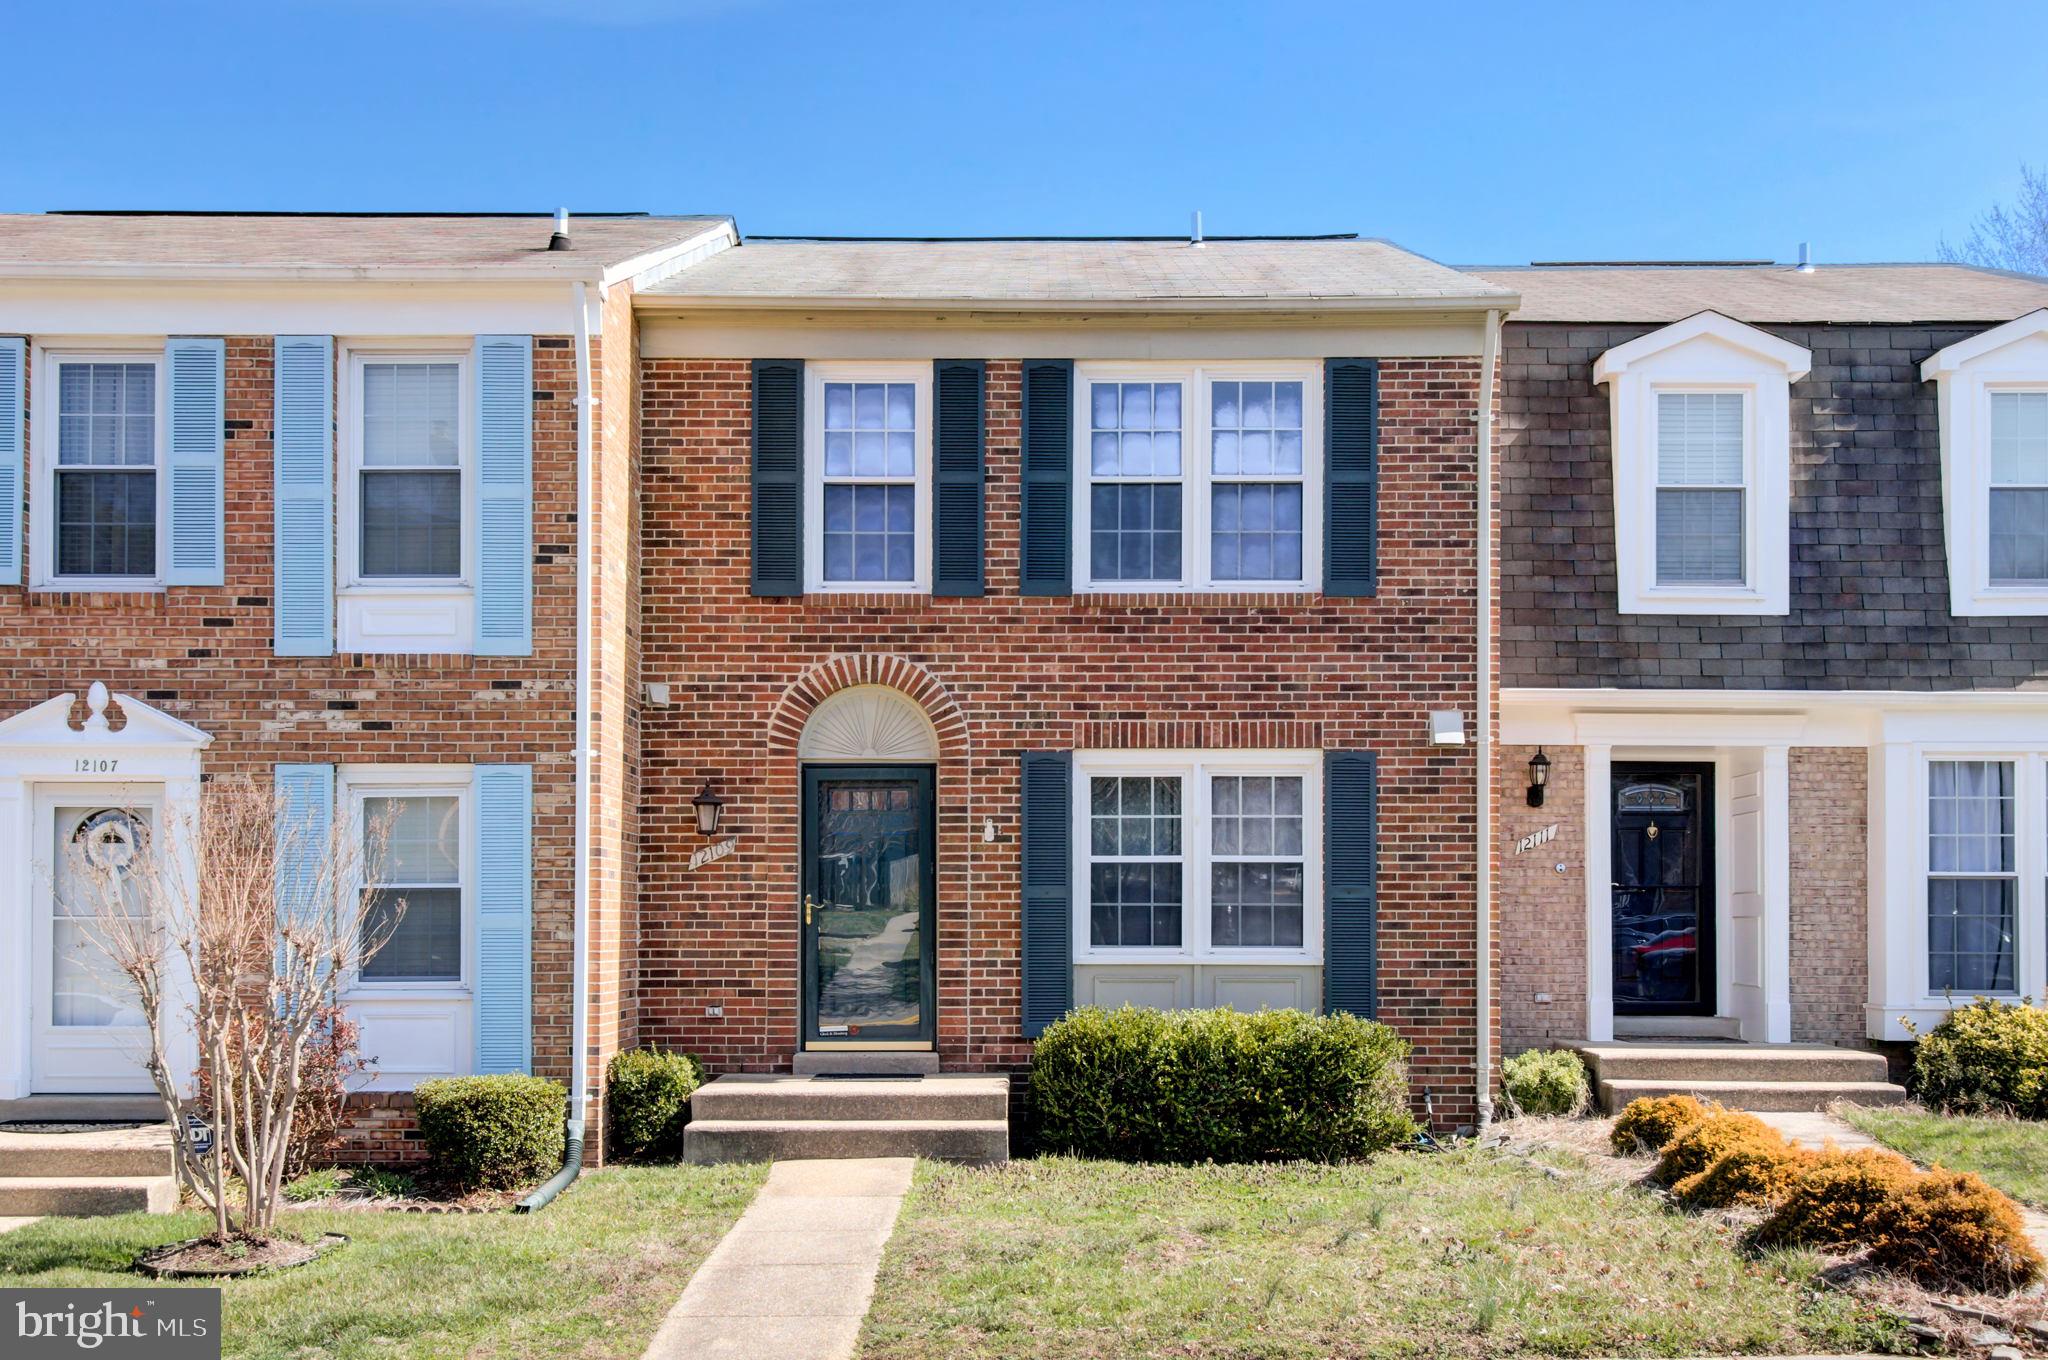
[61,780,396,1242]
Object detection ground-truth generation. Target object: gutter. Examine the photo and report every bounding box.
[519,279,597,1212]
[1474,307,1502,1133]
[628,291,1522,316]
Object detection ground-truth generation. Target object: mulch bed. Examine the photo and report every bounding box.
[136,1231,348,1278]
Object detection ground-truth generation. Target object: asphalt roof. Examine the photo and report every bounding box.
[1469,262,2048,324]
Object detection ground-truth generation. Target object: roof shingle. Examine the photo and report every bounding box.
[1472,263,2048,324]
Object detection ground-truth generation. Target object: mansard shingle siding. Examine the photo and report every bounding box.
[1499,320,2048,690]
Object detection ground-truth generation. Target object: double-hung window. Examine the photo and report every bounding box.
[1988,391,2048,586]
[1074,365,1319,592]
[805,363,929,592]
[1926,760,2019,994]
[47,355,162,584]
[355,358,464,581]
[1075,752,1321,962]
[358,787,467,984]
[1654,391,1746,586]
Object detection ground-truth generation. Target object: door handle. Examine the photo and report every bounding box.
[804,895,814,926]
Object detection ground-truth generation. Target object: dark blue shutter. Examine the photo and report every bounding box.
[1020,750,1073,1037]
[750,359,804,596]
[164,338,226,585]
[1324,750,1379,1018]
[0,337,21,586]
[1324,358,1379,596]
[474,335,534,657]
[273,336,334,656]
[475,764,534,1075]
[932,359,985,597]
[1019,359,1073,595]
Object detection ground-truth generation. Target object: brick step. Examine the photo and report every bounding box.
[0,1124,174,1178]
[1598,1077,1909,1113]
[1573,1043,1890,1085]
[0,1176,178,1216]
[0,1095,166,1123]
[690,1074,1009,1123]
[684,1118,1009,1166]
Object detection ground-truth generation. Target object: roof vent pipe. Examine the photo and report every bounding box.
[1190,210,1204,248]
[548,207,572,251]
[1796,241,1813,273]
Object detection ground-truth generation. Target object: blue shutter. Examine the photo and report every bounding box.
[164,338,225,585]
[474,336,533,657]
[750,359,804,596]
[273,337,334,656]
[1020,751,1073,1037]
[932,359,986,597]
[274,763,335,941]
[1019,360,1073,595]
[474,764,534,1075]
[0,337,21,586]
[1324,358,1379,597]
[1324,751,1379,1018]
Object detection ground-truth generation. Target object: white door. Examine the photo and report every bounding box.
[30,792,159,1093]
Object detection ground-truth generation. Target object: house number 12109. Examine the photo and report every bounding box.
[74,758,119,773]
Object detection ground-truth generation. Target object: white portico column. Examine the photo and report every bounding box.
[1583,742,1613,1042]
[1762,744,1793,1043]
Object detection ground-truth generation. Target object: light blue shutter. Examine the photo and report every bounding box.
[273,337,334,656]
[474,764,533,1074]
[164,338,226,585]
[274,763,336,938]
[474,336,533,656]
[0,338,21,585]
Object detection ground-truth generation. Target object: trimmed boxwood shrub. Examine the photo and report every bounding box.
[1610,1094,1716,1156]
[1864,1168,2045,1293]
[1753,1147,1922,1249]
[414,1074,566,1190]
[1500,1048,1590,1117]
[607,1047,706,1160]
[1905,995,2048,1118]
[1031,1006,1417,1163]
[1651,1111,1786,1187]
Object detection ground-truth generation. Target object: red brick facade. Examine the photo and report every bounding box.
[635,356,1491,1123]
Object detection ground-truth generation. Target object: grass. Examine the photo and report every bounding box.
[0,1162,765,1360]
[1840,1103,2048,1207]
[855,1150,1905,1360]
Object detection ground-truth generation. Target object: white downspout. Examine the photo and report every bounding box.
[569,281,595,1148]
[1475,307,1502,1131]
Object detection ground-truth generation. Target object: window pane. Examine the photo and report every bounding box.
[1212,484,1304,582]
[361,886,463,981]
[1213,380,1303,475]
[361,469,462,577]
[366,796,461,884]
[1088,862,1182,948]
[56,363,154,468]
[1990,391,2048,486]
[1089,382,1183,477]
[1088,776,1182,858]
[1655,487,1743,585]
[55,469,156,577]
[362,363,460,468]
[1209,775,1306,949]
[1656,391,1743,486]
[1929,760,2015,873]
[1927,877,2015,993]
[822,484,915,582]
[1090,484,1182,583]
[1990,488,2048,585]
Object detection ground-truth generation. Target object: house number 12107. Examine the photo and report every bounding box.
[74,758,119,773]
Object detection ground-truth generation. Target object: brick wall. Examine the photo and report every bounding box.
[1497,743,1588,1051]
[1499,322,2048,689]
[1789,746,1868,1043]
[636,356,1492,1124]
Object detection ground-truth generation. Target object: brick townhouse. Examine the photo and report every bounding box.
[1484,261,2048,1080]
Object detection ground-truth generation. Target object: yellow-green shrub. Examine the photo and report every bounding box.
[1671,1141,1813,1209]
[1864,1168,2045,1294]
[1609,1094,1716,1156]
[1905,995,2048,1117]
[1501,1048,1591,1117]
[1652,1111,1786,1186]
[1754,1146,1921,1248]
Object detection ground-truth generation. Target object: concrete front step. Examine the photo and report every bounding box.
[0,1124,174,1177]
[0,1176,178,1216]
[685,1118,1009,1166]
[691,1074,1009,1123]
[0,1095,167,1123]
[1574,1042,1891,1085]
[1598,1078,1909,1113]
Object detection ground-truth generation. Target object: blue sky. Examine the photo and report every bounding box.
[8,0,2046,266]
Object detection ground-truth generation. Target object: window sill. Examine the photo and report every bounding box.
[32,579,164,595]
[1074,953,1324,967]
[1618,586,1785,617]
[1077,582,1318,596]
[338,587,476,654]
[344,986,471,1001]
[1951,587,2048,617]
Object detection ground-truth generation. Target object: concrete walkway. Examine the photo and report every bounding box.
[0,1216,41,1234]
[642,1157,912,1360]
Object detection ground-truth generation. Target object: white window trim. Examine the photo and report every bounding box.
[1071,749,1323,966]
[1595,312,1806,616]
[338,765,476,1001]
[1923,311,2048,616]
[1072,361,1323,594]
[29,343,168,592]
[1912,749,2045,1006]
[803,361,932,594]
[337,343,477,593]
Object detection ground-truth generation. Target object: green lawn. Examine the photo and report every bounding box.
[855,1151,1904,1360]
[1841,1104,2048,1207]
[0,1163,765,1360]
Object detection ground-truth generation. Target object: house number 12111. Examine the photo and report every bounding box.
[74,758,119,773]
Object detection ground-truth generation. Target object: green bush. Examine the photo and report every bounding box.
[282,1167,345,1203]
[1905,995,2048,1118]
[1031,1006,1417,1163]
[414,1075,566,1190]
[607,1047,706,1160]
[1500,1048,1590,1117]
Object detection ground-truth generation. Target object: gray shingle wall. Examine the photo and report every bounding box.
[1500,321,2048,690]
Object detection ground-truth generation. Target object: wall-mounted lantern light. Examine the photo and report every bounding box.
[1526,748,1551,808]
[691,781,727,837]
